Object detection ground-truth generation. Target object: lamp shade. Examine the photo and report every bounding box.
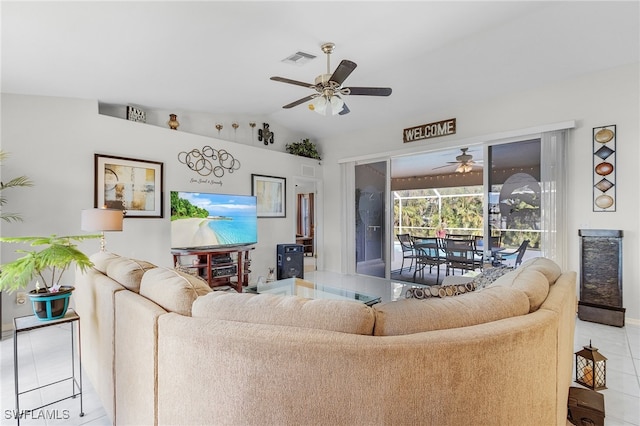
[329,95,344,115]
[311,96,328,115]
[81,208,123,232]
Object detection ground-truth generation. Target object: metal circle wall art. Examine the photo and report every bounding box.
[177,145,241,178]
[592,125,616,212]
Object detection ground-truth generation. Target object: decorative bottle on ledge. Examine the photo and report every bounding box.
[168,114,180,130]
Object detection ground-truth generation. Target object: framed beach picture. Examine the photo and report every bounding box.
[94,154,164,218]
[252,174,286,218]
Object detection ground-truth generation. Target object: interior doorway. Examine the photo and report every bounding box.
[294,177,319,273]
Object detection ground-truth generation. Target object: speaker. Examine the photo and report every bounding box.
[277,244,304,280]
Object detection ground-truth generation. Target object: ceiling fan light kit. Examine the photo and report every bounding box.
[456,163,473,173]
[433,148,481,174]
[271,42,391,116]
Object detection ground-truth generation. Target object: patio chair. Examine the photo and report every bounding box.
[412,237,447,284]
[444,237,483,276]
[397,233,417,272]
[497,239,530,266]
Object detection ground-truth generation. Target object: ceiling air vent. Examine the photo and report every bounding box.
[281,51,316,66]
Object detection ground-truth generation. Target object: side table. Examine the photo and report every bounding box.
[13,308,83,424]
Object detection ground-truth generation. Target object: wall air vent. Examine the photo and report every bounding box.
[282,51,316,66]
[301,164,316,177]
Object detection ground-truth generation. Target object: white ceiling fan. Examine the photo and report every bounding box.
[433,148,483,173]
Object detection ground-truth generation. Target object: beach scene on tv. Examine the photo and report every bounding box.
[170,191,258,249]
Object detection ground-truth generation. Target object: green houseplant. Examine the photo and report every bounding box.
[285,138,321,160]
[0,234,99,320]
[0,150,33,223]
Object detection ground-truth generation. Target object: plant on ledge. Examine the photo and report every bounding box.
[285,138,321,160]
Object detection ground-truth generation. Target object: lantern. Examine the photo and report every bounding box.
[575,340,607,390]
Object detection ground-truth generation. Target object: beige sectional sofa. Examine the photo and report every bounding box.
[74,253,576,425]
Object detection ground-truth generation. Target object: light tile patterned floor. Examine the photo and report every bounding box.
[1,314,639,425]
[1,323,109,426]
[573,319,640,425]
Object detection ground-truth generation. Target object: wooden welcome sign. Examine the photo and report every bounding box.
[403,118,456,143]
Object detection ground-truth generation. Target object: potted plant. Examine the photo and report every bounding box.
[0,150,33,223]
[0,234,99,320]
[285,138,321,160]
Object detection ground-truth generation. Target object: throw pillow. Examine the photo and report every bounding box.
[471,265,514,290]
[405,282,476,299]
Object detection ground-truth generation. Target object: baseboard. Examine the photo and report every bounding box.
[1,322,14,340]
[625,317,640,326]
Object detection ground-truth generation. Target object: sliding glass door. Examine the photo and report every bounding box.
[355,161,387,277]
[487,139,541,259]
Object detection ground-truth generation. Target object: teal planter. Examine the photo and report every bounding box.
[29,286,74,320]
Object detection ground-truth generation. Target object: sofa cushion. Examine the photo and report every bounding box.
[519,257,562,285]
[140,267,211,316]
[104,256,156,293]
[372,286,530,336]
[192,292,376,335]
[89,251,121,274]
[488,268,549,312]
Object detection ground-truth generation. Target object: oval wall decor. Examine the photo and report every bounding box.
[594,194,614,209]
[594,128,614,143]
[592,125,616,212]
[595,162,614,176]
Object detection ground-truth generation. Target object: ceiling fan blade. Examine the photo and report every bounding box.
[330,60,357,86]
[344,87,392,96]
[282,94,317,109]
[432,164,455,170]
[270,76,315,89]
[338,103,350,115]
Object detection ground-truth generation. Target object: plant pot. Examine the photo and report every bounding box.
[28,286,74,321]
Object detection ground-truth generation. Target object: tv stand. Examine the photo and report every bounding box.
[171,246,254,293]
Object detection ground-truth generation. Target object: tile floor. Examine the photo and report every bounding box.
[1,311,639,425]
[1,320,109,426]
[573,319,640,425]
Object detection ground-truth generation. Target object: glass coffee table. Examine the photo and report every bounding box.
[245,277,382,306]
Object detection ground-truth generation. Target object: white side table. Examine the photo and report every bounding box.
[13,308,83,424]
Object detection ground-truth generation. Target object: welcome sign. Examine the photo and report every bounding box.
[403,118,456,143]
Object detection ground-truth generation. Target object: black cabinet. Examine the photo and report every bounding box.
[276,244,304,280]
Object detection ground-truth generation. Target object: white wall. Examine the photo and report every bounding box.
[319,63,640,322]
[0,93,322,327]
[3,64,638,324]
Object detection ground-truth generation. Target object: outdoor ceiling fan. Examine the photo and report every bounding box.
[270,42,392,116]
[433,148,482,173]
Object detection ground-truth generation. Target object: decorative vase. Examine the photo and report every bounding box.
[28,286,75,321]
[168,114,180,130]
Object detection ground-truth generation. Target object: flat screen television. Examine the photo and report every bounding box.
[170,191,258,250]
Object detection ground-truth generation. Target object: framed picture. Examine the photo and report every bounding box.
[95,154,164,218]
[252,174,286,218]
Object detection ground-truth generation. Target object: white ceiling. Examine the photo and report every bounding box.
[2,1,639,175]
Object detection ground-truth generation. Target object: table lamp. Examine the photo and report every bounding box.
[81,207,123,251]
